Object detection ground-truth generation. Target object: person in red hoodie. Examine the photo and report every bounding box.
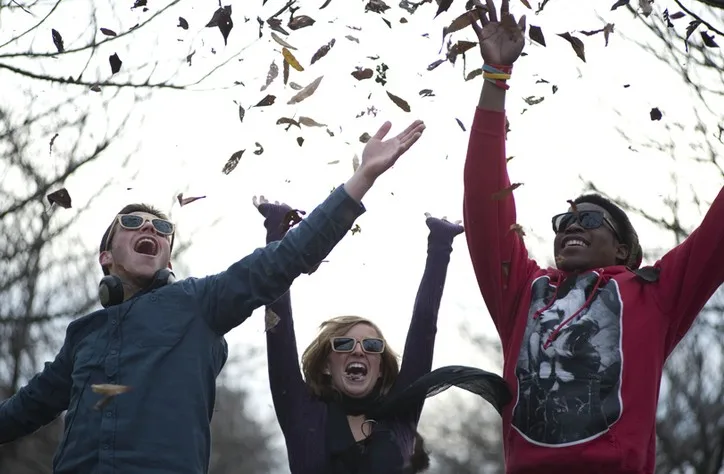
[464,0,724,473]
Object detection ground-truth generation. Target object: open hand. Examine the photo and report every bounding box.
[424,212,465,237]
[359,120,425,182]
[469,0,526,65]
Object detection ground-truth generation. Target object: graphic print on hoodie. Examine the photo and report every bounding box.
[513,273,623,446]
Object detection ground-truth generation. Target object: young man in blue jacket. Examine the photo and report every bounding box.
[0,119,425,474]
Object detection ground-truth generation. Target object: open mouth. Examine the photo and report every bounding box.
[562,238,589,249]
[344,362,368,382]
[134,237,159,256]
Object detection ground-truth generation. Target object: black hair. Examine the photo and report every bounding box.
[99,203,171,275]
[573,194,642,269]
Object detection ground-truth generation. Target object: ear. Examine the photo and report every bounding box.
[615,243,630,264]
[99,250,113,268]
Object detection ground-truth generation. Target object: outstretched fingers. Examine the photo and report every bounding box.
[500,0,509,16]
[372,121,392,140]
[486,0,498,23]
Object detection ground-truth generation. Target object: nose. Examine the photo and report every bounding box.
[564,219,585,234]
[139,219,155,233]
[351,341,364,355]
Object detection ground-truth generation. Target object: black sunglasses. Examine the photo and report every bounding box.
[552,211,621,241]
[330,337,385,354]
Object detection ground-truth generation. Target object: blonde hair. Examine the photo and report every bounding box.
[301,316,400,399]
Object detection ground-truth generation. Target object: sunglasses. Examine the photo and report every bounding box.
[105,214,175,251]
[551,211,621,241]
[330,337,385,354]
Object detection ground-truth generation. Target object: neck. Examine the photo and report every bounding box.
[122,280,142,302]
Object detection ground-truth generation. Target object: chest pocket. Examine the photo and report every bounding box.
[126,287,196,347]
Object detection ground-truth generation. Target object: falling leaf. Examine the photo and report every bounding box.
[205,5,233,45]
[51,29,64,53]
[289,82,303,90]
[255,95,276,107]
[177,193,206,206]
[491,183,523,200]
[345,35,360,43]
[267,18,289,35]
[427,59,446,71]
[287,76,324,104]
[359,132,371,143]
[222,150,245,174]
[320,0,334,9]
[650,107,662,121]
[351,224,362,235]
[328,160,340,165]
[366,0,391,13]
[254,142,264,155]
[47,188,72,208]
[299,116,327,127]
[297,137,304,146]
[178,17,189,29]
[49,133,58,155]
[277,117,301,129]
[435,0,454,17]
[288,15,316,30]
[670,11,685,19]
[326,128,335,136]
[386,91,410,112]
[131,0,147,9]
[351,67,374,80]
[419,89,435,97]
[509,223,526,237]
[271,32,297,50]
[447,40,477,63]
[466,68,482,80]
[265,308,281,331]
[520,0,532,8]
[283,58,290,85]
[506,156,515,162]
[91,384,132,410]
[685,20,702,51]
[186,50,196,66]
[282,47,304,71]
[557,33,586,62]
[603,23,615,46]
[443,11,475,36]
[237,103,246,123]
[100,28,117,37]
[109,53,122,74]
[610,0,629,10]
[261,61,279,91]
[311,39,336,65]
[400,17,408,23]
[523,96,544,106]
[552,85,558,93]
[529,25,546,46]
[380,17,392,28]
[352,154,360,171]
[701,31,719,47]
[455,118,466,131]
[90,84,102,92]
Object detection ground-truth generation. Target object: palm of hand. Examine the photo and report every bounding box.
[479,21,525,65]
[361,137,400,173]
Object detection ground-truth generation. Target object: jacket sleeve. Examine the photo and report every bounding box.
[259,203,319,443]
[0,327,73,444]
[463,107,540,343]
[393,218,463,421]
[198,186,364,335]
[651,186,724,351]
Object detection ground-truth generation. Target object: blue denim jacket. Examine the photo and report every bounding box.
[0,186,365,474]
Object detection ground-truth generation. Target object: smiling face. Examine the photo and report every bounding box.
[325,323,383,399]
[99,211,173,284]
[553,202,629,272]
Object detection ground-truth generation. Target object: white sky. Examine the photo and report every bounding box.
[2,0,723,470]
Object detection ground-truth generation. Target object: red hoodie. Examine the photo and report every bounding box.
[463,107,724,474]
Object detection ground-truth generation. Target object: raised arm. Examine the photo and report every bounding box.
[464,0,538,341]
[255,200,319,440]
[197,120,426,334]
[652,186,724,350]
[396,216,464,393]
[0,328,73,444]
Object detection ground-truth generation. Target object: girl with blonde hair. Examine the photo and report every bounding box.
[254,199,510,474]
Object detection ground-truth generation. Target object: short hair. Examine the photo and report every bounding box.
[573,194,642,269]
[301,316,400,399]
[99,203,171,275]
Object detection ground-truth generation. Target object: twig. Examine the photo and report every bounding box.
[10,0,34,15]
[674,0,724,37]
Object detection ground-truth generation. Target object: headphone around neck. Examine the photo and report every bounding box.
[98,267,176,308]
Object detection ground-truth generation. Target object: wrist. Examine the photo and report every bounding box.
[343,169,376,203]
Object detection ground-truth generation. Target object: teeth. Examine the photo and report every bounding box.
[345,362,367,375]
[564,239,587,248]
[134,238,158,254]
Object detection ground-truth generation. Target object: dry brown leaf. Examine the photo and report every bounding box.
[520,0,532,8]
[283,58,290,85]
[557,33,586,62]
[289,15,316,30]
[444,10,476,36]
[92,384,132,396]
[509,223,526,237]
[177,193,206,206]
[299,116,327,127]
[466,68,482,80]
[351,68,374,80]
[297,137,304,146]
[222,150,245,174]
[359,132,371,143]
[311,39,336,65]
[351,223,362,235]
[261,61,279,91]
[345,35,360,43]
[455,118,466,131]
[255,95,276,107]
[265,308,281,331]
[276,117,301,129]
[328,160,340,165]
[491,183,523,200]
[529,25,546,46]
[47,188,72,208]
[447,40,477,64]
[287,76,324,104]
[282,47,304,71]
[271,32,297,50]
[386,91,411,112]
